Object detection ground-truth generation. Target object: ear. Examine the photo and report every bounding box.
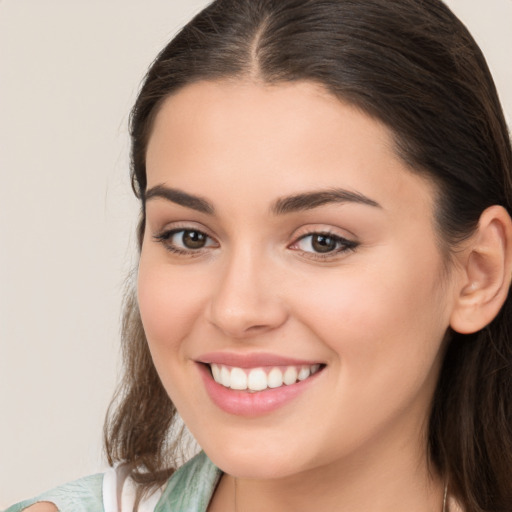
[450,205,512,334]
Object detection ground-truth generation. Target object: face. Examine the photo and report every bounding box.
[138,80,457,480]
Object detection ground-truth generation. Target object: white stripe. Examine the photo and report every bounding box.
[102,467,119,512]
[102,465,164,512]
[121,477,163,512]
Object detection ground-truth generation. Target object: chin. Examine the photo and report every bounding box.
[202,440,313,479]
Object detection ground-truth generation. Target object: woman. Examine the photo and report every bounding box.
[8,0,512,511]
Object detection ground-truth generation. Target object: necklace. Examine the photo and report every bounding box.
[442,482,448,512]
[234,479,449,512]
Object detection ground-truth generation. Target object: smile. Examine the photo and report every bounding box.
[210,363,322,392]
[197,357,326,416]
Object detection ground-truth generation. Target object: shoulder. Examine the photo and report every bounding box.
[18,505,57,512]
[18,505,58,512]
[155,451,222,511]
[5,453,221,512]
[4,473,104,512]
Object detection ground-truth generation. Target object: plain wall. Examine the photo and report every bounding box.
[0,0,511,507]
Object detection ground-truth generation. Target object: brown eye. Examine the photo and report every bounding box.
[182,230,208,249]
[311,234,337,253]
[153,228,217,255]
[291,232,358,257]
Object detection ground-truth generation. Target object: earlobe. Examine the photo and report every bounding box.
[450,205,512,334]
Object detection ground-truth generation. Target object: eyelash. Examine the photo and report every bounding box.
[153,228,218,257]
[153,228,359,260]
[290,232,359,260]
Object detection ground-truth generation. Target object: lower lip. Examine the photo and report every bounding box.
[197,363,323,417]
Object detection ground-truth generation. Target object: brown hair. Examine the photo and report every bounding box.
[104,1,512,510]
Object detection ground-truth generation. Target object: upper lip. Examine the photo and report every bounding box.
[196,352,324,368]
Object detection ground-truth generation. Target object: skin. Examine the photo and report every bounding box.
[24,504,57,512]
[137,79,461,512]
[24,79,512,512]
[22,78,512,512]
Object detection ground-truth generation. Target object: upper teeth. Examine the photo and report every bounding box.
[210,363,321,391]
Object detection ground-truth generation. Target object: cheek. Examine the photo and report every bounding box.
[284,261,449,455]
[292,249,450,386]
[137,258,205,359]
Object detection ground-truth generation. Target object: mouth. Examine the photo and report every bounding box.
[196,352,326,416]
[208,363,324,392]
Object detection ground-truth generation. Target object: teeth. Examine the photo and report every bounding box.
[230,367,248,390]
[297,367,310,381]
[283,366,298,385]
[267,367,283,388]
[220,366,231,387]
[247,368,267,391]
[211,364,221,382]
[209,363,322,391]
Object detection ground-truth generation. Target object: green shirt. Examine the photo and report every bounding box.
[4,452,221,512]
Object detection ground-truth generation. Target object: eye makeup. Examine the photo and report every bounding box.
[152,224,359,262]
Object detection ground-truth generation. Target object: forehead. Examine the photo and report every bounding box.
[145,79,437,220]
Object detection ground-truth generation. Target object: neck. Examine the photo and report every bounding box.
[232,462,444,512]
[211,435,445,512]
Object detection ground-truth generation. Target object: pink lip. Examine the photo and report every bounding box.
[196,360,325,417]
[197,351,322,368]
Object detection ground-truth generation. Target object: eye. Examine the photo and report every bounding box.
[176,230,210,249]
[291,232,358,256]
[153,228,218,254]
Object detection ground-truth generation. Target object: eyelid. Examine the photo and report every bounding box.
[291,222,357,239]
[152,223,219,256]
[151,219,218,240]
[288,227,359,259]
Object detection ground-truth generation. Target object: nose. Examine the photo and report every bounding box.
[206,246,288,339]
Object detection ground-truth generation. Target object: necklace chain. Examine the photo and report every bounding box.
[442,481,448,512]
[234,477,237,512]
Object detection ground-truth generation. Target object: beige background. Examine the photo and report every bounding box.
[1,0,511,507]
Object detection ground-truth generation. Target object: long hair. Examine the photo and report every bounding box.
[104,1,512,509]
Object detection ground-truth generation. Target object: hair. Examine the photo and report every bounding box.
[104,0,512,510]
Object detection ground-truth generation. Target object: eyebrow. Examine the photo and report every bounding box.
[271,188,381,215]
[145,184,215,214]
[144,184,381,216]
